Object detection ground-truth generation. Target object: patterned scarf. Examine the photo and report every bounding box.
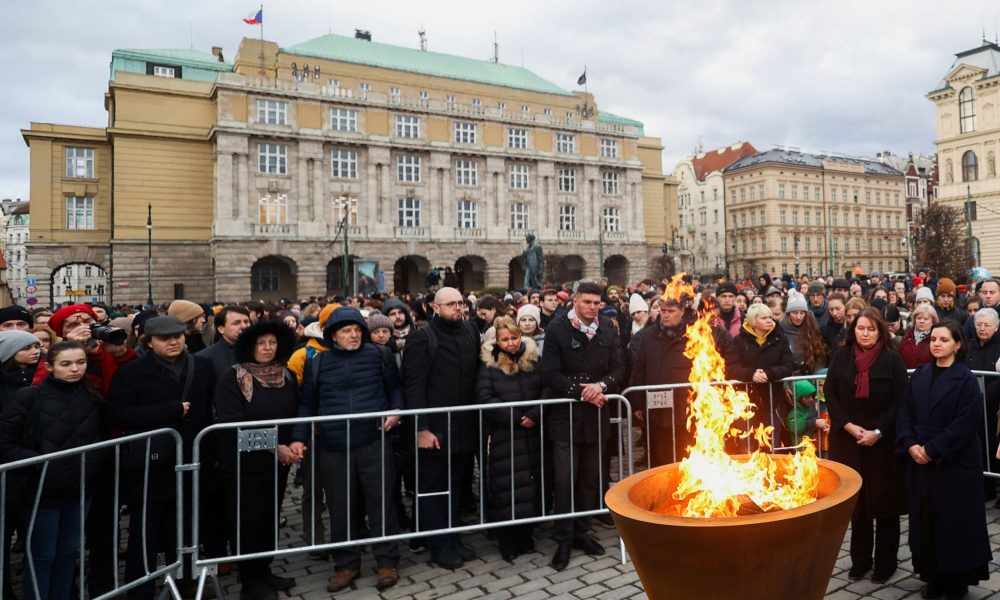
[567,309,598,340]
[852,341,884,400]
[235,362,286,402]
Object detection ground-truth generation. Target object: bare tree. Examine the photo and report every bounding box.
[911,203,970,278]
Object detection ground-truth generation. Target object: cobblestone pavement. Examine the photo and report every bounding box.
[196,478,1000,600]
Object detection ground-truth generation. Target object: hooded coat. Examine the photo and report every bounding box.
[729,322,796,444]
[476,337,543,522]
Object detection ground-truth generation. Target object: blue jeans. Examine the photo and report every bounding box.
[24,498,89,600]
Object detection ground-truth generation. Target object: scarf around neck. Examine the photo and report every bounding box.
[852,341,884,400]
[492,340,526,363]
[236,362,286,402]
[567,309,598,340]
[742,320,773,346]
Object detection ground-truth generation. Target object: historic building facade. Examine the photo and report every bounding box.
[23,33,669,304]
[672,142,757,277]
[928,40,1000,273]
[723,148,907,279]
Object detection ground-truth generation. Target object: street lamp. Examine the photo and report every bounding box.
[793,233,801,278]
[146,203,153,307]
[332,195,358,294]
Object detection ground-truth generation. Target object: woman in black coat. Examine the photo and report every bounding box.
[476,317,543,561]
[898,321,992,599]
[215,319,300,600]
[965,307,1000,499]
[728,303,795,449]
[825,307,908,584]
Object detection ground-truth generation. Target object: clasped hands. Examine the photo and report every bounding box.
[844,423,879,447]
[579,382,606,408]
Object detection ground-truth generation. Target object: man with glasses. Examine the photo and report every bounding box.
[933,278,965,325]
[401,287,481,569]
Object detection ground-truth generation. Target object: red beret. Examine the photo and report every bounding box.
[48,304,97,337]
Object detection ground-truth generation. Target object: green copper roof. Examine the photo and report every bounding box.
[111,49,233,82]
[598,111,645,136]
[282,34,574,97]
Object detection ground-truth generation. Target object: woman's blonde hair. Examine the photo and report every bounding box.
[492,315,521,338]
[911,304,939,324]
[744,303,772,324]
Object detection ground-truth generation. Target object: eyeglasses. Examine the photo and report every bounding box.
[975,323,996,329]
[437,301,463,308]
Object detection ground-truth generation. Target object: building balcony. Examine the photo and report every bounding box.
[251,223,298,236]
[558,230,584,241]
[394,226,428,238]
[455,227,485,239]
[603,231,626,242]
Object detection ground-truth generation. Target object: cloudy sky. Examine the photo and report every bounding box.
[4,0,995,201]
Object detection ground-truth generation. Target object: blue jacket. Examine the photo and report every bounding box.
[292,308,404,450]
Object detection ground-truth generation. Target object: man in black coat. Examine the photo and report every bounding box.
[541,281,625,571]
[402,287,480,570]
[195,305,251,381]
[107,316,216,600]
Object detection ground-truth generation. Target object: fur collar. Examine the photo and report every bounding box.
[480,336,540,375]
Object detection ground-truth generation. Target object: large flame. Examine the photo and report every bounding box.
[661,274,819,518]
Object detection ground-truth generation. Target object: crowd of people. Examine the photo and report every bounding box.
[0,267,995,599]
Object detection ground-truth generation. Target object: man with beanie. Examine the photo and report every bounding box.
[289,307,403,593]
[715,282,742,338]
[933,278,966,325]
[168,300,208,353]
[0,306,33,331]
[381,298,416,352]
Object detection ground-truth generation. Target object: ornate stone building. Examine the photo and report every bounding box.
[22,33,670,304]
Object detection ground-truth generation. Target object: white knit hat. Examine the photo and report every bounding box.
[915,287,934,304]
[629,293,649,314]
[517,304,541,325]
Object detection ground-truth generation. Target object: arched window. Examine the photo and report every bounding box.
[963,150,978,182]
[960,86,976,133]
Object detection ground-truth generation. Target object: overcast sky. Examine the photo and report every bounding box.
[4,0,996,201]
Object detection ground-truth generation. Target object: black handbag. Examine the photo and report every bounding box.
[122,354,194,471]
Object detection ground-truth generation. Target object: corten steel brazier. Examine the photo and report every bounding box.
[605,457,861,600]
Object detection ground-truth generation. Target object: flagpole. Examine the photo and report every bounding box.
[259,4,265,77]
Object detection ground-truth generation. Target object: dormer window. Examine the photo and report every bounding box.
[147,63,180,78]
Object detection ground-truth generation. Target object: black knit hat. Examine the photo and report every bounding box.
[716,282,738,296]
[0,306,33,328]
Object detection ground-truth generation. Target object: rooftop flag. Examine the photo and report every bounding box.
[577,68,587,86]
[243,8,262,25]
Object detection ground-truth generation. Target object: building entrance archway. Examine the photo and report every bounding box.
[393,255,430,294]
[454,256,487,292]
[50,263,108,307]
[251,255,297,301]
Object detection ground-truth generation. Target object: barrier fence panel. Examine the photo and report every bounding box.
[0,428,184,600]
[189,396,633,597]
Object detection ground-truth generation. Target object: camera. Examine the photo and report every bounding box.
[90,323,127,345]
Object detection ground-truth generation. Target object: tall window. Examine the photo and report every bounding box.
[559,205,576,230]
[258,143,287,174]
[397,155,421,182]
[509,164,529,190]
[251,264,280,292]
[257,99,287,125]
[330,108,357,132]
[600,139,618,158]
[555,133,575,153]
[445,95,456,109]
[395,115,420,138]
[65,196,94,230]
[558,168,576,192]
[963,150,978,182]
[507,128,527,149]
[332,197,358,226]
[803,186,809,201]
[960,86,976,133]
[65,147,94,178]
[258,193,287,224]
[602,207,621,232]
[397,198,421,227]
[510,203,529,230]
[457,201,478,228]
[602,171,620,195]
[331,149,358,179]
[455,159,478,186]
[454,121,477,144]
[778,184,785,199]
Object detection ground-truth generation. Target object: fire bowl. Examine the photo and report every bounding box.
[605,456,861,600]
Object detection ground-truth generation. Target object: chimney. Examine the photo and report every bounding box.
[354,29,372,41]
[211,46,224,62]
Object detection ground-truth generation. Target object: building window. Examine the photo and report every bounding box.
[963,150,978,182]
[330,108,357,132]
[803,186,809,201]
[497,101,506,111]
[471,98,482,112]
[751,211,756,226]
[454,121,477,144]
[65,196,94,230]
[455,159,478,186]
[258,193,288,224]
[65,147,94,179]
[359,82,371,98]
[791,185,798,200]
[960,86,976,133]
[509,164,530,190]
[395,115,420,138]
[152,65,176,78]
[397,198,421,227]
[332,197,358,226]
[555,133,575,153]
[779,184,785,199]
[256,99,287,125]
[457,200,478,228]
[257,143,287,174]
[445,95,456,109]
[522,105,530,114]
[397,155,421,182]
[600,139,618,158]
[804,211,810,226]
[713,209,719,223]
[251,264,280,292]
[876,191,881,205]
[792,210,799,225]
[842,188,848,202]
[559,205,576,230]
[781,238,788,252]
[602,207,621,232]
[760,209,765,224]
[389,87,401,103]
[508,128,527,149]
[558,168,576,192]
[602,171,620,195]
[331,149,358,179]
[779,210,786,224]
[510,203,529,230]
[865,191,871,204]
[543,108,552,116]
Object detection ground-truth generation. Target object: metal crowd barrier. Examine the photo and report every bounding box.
[0,428,185,600]
[188,396,632,599]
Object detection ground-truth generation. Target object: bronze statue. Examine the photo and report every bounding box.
[522,233,544,289]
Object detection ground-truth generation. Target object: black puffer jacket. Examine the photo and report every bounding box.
[0,366,34,412]
[0,376,105,504]
[729,322,796,444]
[476,338,543,522]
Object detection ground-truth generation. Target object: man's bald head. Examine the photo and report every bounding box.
[434,287,462,304]
[432,287,465,322]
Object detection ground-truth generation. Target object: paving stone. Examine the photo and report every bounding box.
[871,586,910,600]
[509,577,553,596]
[483,575,528,594]
[581,567,620,585]
[412,583,459,599]
[596,585,643,600]
[573,583,611,598]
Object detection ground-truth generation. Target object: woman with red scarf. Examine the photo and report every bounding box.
[825,307,908,585]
